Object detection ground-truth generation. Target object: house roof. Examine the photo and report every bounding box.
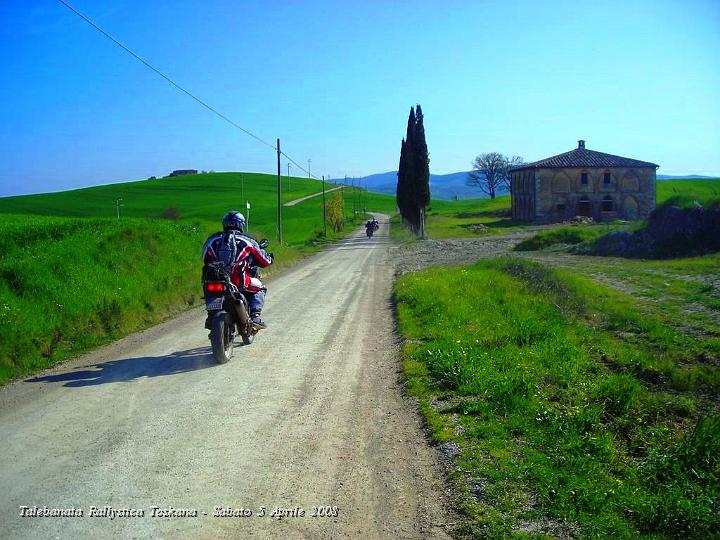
[512,141,659,171]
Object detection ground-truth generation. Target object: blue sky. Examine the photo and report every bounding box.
[1,0,718,196]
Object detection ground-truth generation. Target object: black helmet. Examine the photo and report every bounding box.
[222,211,246,232]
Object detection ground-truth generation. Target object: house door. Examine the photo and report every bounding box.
[576,197,592,217]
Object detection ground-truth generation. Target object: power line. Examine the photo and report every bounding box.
[280,151,317,180]
[58,0,319,179]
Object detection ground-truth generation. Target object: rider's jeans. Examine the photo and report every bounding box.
[248,290,265,315]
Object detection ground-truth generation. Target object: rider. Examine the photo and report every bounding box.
[365,219,375,235]
[202,211,273,328]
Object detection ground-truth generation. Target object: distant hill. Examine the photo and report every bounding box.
[657,174,714,180]
[335,172,717,201]
[333,171,504,201]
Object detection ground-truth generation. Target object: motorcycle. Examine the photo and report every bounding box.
[366,226,374,238]
[202,238,270,364]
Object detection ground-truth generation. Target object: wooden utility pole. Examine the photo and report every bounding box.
[351,178,356,217]
[322,175,327,237]
[276,138,282,243]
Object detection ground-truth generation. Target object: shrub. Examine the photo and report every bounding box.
[160,206,182,220]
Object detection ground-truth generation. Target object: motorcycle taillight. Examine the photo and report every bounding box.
[206,282,224,292]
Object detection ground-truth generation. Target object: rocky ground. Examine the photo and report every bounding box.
[394,230,537,275]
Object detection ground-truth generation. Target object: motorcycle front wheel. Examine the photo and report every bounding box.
[210,310,234,364]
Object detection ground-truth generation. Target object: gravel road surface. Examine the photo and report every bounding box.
[0,215,453,539]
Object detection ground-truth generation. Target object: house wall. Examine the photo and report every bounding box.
[510,169,535,220]
[514,166,656,223]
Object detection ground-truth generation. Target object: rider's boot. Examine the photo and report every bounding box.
[250,312,267,329]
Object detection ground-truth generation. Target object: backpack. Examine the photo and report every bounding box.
[217,231,239,270]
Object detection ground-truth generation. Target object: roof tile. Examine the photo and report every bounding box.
[513,146,658,171]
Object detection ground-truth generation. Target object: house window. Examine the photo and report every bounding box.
[581,172,588,185]
[602,196,614,212]
[603,171,611,184]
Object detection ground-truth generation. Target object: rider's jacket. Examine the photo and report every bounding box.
[202,232,272,292]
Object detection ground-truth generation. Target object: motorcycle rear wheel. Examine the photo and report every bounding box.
[210,311,234,364]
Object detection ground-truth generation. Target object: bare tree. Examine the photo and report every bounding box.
[467,153,523,199]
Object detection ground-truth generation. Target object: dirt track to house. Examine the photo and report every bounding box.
[284,186,343,206]
[0,215,453,540]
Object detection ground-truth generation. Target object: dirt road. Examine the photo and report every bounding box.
[0,215,453,539]
[284,186,343,206]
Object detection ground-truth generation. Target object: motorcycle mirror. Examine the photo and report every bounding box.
[259,239,269,249]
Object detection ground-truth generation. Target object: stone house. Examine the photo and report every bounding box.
[168,169,198,177]
[511,141,658,222]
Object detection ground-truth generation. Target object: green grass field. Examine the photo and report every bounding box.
[514,224,621,251]
[390,195,521,241]
[395,258,719,538]
[0,172,396,384]
[657,178,720,205]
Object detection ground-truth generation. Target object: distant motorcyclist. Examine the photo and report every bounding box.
[202,211,273,328]
[372,219,379,231]
[365,219,375,237]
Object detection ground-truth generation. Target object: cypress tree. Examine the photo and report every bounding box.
[396,138,408,222]
[396,105,431,235]
[404,106,418,232]
[412,104,430,236]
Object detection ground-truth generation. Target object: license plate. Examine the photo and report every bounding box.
[206,297,223,311]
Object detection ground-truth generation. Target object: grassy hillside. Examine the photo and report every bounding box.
[658,178,720,204]
[0,173,396,384]
[0,172,396,248]
[396,258,719,538]
[0,215,205,382]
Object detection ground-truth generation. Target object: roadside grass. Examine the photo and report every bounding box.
[0,216,204,383]
[395,258,719,538]
[514,224,620,251]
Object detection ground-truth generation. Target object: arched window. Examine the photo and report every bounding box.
[601,196,614,212]
[552,173,570,193]
[576,195,592,217]
[621,171,640,191]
